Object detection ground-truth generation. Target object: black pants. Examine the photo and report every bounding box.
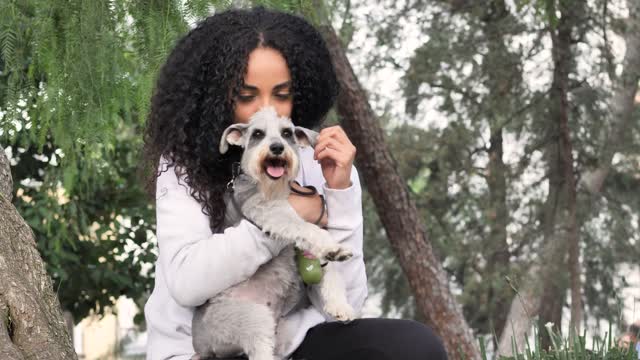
[212,318,447,360]
[291,318,448,360]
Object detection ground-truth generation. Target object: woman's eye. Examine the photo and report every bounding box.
[275,93,292,100]
[236,94,255,102]
[282,129,293,138]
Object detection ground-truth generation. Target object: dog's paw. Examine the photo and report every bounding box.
[324,301,355,322]
[323,244,353,262]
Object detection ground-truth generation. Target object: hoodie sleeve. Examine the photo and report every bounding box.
[292,147,368,318]
[155,156,285,307]
[309,165,368,318]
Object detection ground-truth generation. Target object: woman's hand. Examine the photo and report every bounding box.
[314,126,356,189]
[288,182,328,227]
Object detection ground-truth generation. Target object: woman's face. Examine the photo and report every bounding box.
[233,47,293,124]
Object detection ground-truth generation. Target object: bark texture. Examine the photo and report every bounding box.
[321,27,481,360]
[538,0,582,348]
[0,144,77,359]
[481,0,515,341]
[0,146,11,202]
[498,0,583,354]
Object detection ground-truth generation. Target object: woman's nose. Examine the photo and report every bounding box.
[260,96,273,108]
[258,101,280,116]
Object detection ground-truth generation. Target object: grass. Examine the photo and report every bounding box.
[472,325,640,360]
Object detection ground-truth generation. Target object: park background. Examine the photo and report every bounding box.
[0,0,639,359]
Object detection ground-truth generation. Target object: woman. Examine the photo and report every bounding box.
[141,6,447,360]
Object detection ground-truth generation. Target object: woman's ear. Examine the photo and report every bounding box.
[219,123,249,154]
[294,126,319,148]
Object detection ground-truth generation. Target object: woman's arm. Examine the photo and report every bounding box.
[310,126,368,315]
[155,158,286,307]
[287,182,328,227]
[285,145,368,313]
[308,165,368,317]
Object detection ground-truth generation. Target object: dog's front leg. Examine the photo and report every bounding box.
[317,264,355,322]
[248,200,352,262]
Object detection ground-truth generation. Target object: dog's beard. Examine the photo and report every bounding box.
[245,147,298,200]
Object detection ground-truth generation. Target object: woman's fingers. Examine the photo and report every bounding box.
[317,126,350,146]
[314,137,342,159]
[316,150,353,173]
[314,125,356,189]
[314,126,356,161]
[315,146,344,163]
[315,140,353,167]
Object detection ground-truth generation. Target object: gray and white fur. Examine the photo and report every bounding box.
[192,107,355,360]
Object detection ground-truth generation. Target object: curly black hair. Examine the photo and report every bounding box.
[140,6,339,232]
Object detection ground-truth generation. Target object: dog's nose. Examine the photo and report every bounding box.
[270,143,284,155]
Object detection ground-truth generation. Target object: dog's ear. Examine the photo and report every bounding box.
[220,123,249,154]
[294,126,319,148]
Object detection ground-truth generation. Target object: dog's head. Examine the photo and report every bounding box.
[219,107,318,197]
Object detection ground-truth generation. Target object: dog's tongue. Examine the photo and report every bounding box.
[266,165,285,178]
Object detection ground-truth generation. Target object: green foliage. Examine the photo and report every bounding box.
[0,0,244,196]
[355,0,640,343]
[491,325,639,360]
[7,119,156,323]
[514,0,558,27]
[252,0,315,15]
[0,0,330,329]
[360,0,534,334]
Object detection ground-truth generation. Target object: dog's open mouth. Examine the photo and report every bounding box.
[264,157,288,179]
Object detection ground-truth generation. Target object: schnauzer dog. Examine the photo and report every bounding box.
[192,107,355,360]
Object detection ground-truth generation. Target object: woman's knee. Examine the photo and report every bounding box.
[356,318,448,360]
[294,318,448,360]
[403,320,448,360]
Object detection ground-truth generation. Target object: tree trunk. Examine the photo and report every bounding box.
[581,0,640,194]
[497,283,540,356]
[486,129,511,340]
[0,144,77,360]
[499,0,583,354]
[0,146,11,201]
[545,0,582,340]
[481,0,515,342]
[321,27,481,360]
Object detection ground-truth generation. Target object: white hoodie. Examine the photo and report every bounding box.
[144,146,368,360]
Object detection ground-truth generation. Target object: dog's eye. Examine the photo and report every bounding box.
[252,130,264,139]
[282,129,293,138]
